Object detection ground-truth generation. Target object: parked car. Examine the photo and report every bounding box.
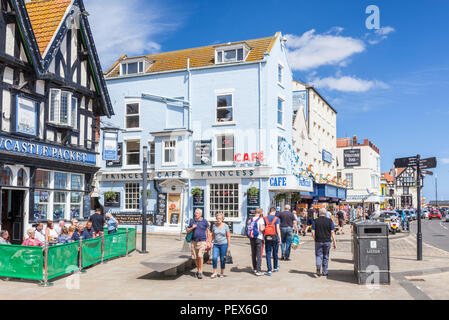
[407,209,417,220]
[421,210,429,219]
[429,210,442,220]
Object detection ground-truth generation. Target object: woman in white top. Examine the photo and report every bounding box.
[45,220,58,242]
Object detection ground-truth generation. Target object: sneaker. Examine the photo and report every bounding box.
[218,274,225,278]
[281,255,285,261]
[316,267,321,277]
[273,267,280,272]
[197,273,203,279]
[265,271,272,276]
[255,271,264,276]
[253,269,257,274]
[211,273,217,279]
[285,257,291,261]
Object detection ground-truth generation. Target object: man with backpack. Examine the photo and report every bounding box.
[247,208,265,276]
[264,207,282,276]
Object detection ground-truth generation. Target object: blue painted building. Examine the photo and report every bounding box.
[98,32,314,234]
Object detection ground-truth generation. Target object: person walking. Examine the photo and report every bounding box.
[247,208,265,276]
[264,207,282,276]
[337,209,345,234]
[278,205,298,261]
[312,208,337,278]
[210,213,231,279]
[186,208,210,279]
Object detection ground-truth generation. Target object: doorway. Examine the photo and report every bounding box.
[1,189,25,245]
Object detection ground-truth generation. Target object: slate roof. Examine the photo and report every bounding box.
[105,33,280,78]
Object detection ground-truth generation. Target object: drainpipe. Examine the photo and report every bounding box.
[186,58,192,233]
[258,61,263,208]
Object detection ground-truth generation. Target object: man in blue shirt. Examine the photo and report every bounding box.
[186,208,210,279]
[71,224,92,241]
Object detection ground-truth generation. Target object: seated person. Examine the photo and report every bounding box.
[22,229,44,247]
[0,230,10,245]
[57,226,71,244]
[71,224,92,241]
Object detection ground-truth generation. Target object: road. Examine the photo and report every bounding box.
[410,217,449,253]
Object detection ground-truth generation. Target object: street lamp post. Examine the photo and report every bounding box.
[435,174,438,209]
[416,154,422,261]
[141,145,148,254]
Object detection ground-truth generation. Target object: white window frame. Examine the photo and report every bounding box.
[120,60,145,76]
[124,99,141,131]
[124,137,141,168]
[124,182,140,211]
[148,141,155,167]
[214,132,235,166]
[49,89,77,128]
[277,97,284,127]
[346,173,354,189]
[215,90,235,124]
[162,140,177,166]
[215,45,249,64]
[206,180,242,222]
[278,63,284,86]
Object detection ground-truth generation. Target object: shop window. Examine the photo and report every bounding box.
[126,140,140,166]
[1,166,12,185]
[209,183,239,219]
[53,192,66,220]
[35,170,50,188]
[54,172,68,189]
[125,183,140,210]
[163,140,176,165]
[17,169,27,186]
[34,190,49,221]
[71,174,84,191]
[70,192,82,219]
[216,94,233,123]
[216,134,234,164]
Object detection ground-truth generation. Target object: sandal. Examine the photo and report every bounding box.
[211,274,217,279]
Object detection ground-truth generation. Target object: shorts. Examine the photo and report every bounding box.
[191,241,206,259]
[338,219,344,228]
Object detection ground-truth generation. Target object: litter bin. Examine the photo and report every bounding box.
[353,221,390,284]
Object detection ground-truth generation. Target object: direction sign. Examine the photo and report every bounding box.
[394,156,418,168]
[420,157,437,169]
[421,170,433,176]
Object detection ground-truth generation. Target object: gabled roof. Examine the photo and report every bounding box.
[105,33,280,78]
[10,0,114,117]
[381,172,394,183]
[25,0,72,56]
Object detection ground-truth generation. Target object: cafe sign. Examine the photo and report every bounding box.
[100,170,187,181]
[269,175,314,192]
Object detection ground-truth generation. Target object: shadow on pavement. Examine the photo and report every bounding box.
[331,258,353,264]
[288,269,316,278]
[326,270,358,284]
[137,271,183,281]
[230,266,254,274]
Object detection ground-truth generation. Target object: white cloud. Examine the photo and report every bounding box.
[285,29,365,71]
[84,0,182,69]
[375,26,395,36]
[440,158,449,165]
[310,76,389,92]
[366,26,396,45]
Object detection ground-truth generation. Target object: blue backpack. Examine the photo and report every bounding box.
[247,217,261,239]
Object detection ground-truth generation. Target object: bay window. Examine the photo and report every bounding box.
[49,89,77,127]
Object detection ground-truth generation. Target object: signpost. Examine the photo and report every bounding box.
[394,155,437,261]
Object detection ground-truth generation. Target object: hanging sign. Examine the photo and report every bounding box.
[103,131,118,161]
[344,149,361,167]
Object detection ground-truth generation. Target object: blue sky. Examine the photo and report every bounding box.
[85,0,449,201]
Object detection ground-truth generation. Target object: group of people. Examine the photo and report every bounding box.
[0,209,119,247]
[186,205,343,280]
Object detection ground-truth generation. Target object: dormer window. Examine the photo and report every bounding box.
[120,58,149,76]
[215,44,249,64]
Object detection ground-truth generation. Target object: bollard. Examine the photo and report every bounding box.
[79,237,86,273]
[126,228,130,257]
[39,242,53,287]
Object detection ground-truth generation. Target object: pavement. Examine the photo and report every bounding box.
[1,223,449,300]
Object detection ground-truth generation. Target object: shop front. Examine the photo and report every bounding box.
[268,175,314,211]
[0,135,97,244]
[299,182,347,212]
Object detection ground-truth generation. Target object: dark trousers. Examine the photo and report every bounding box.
[250,238,263,272]
[265,238,279,272]
[280,227,293,258]
[315,242,331,275]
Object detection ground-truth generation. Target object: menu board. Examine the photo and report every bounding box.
[192,190,204,206]
[247,193,260,207]
[155,193,167,226]
[194,140,212,165]
[167,194,181,225]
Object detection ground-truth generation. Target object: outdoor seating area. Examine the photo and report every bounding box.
[0,228,136,285]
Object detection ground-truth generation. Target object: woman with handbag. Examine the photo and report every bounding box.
[210,213,231,279]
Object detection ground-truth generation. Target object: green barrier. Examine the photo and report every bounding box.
[104,232,127,260]
[0,244,43,280]
[81,237,102,268]
[47,242,79,280]
[128,228,136,252]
